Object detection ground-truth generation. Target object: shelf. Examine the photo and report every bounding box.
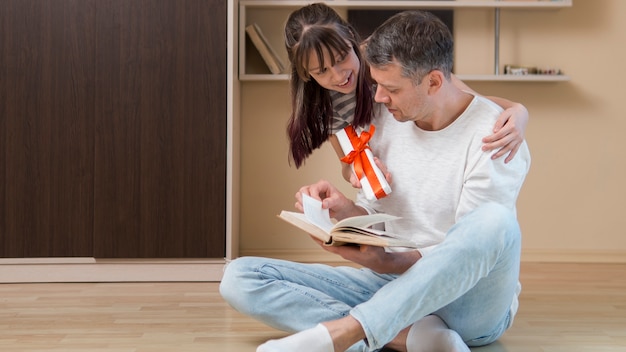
[457,74,570,82]
[239,0,573,81]
[240,73,290,81]
[239,1,572,10]
[240,73,570,82]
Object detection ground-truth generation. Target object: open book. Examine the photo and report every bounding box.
[278,194,418,248]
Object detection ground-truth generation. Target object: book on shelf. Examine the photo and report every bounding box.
[245,23,285,75]
[278,194,418,248]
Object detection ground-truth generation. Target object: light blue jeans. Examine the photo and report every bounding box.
[220,203,521,351]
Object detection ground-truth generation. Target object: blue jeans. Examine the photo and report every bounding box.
[220,203,521,351]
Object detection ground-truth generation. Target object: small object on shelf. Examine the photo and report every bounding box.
[536,67,563,75]
[504,65,537,75]
[245,23,285,75]
[504,64,563,76]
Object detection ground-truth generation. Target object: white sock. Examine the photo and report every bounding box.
[406,315,470,352]
[257,323,334,352]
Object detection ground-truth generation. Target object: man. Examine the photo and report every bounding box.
[220,10,531,352]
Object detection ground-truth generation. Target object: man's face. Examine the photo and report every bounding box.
[370,61,432,125]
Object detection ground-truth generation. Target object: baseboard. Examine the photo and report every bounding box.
[240,248,626,264]
[520,249,626,263]
[0,258,226,283]
[239,249,347,263]
[4,248,624,283]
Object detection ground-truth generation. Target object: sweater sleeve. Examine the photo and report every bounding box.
[457,139,531,221]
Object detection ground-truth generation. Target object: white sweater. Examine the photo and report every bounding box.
[356,94,531,255]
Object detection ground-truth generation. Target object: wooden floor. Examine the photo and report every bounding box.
[1,262,625,351]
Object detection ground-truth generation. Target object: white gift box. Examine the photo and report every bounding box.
[335,125,392,200]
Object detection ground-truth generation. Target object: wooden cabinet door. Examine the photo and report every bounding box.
[0,0,96,257]
[0,0,226,259]
[93,0,227,258]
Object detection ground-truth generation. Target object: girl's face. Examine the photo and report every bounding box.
[306,45,360,95]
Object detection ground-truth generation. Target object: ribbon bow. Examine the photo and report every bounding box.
[339,125,387,199]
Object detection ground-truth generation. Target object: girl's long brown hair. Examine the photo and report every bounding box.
[284,3,374,168]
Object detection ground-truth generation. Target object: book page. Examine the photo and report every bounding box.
[278,211,332,244]
[302,194,335,233]
[302,194,401,232]
[334,212,399,230]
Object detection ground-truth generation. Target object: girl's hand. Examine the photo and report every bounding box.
[482,103,529,163]
[348,157,392,189]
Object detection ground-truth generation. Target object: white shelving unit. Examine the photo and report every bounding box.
[239,0,572,82]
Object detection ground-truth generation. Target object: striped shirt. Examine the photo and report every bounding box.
[330,90,357,133]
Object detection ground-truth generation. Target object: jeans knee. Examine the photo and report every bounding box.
[475,203,518,234]
[219,257,256,310]
[459,203,521,254]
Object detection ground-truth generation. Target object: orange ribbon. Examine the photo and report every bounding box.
[339,125,387,199]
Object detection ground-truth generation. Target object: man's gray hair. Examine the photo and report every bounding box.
[365,11,454,84]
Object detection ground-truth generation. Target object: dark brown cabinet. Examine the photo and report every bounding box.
[0,0,226,258]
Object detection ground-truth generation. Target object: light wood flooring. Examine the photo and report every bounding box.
[1,262,625,351]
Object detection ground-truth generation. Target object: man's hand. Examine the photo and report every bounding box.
[295,180,365,221]
[312,237,422,275]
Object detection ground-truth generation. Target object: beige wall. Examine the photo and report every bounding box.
[237,1,626,263]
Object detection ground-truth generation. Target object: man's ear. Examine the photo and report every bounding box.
[428,70,444,87]
[427,70,444,93]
